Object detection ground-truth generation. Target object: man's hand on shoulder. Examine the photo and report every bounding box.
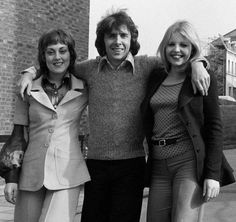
[191,61,210,96]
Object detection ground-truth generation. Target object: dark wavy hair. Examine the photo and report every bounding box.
[37,29,77,76]
[95,10,140,56]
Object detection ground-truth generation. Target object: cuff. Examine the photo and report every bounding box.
[192,57,210,69]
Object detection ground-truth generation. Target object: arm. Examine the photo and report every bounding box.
[18,66,38,98]
[191,59,210,96]
[0,125,27,176]
[202,72,222,200]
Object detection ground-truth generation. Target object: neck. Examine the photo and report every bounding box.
[163,66,188,85]
[48,72,66,86]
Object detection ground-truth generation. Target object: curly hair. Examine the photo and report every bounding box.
[37,29,77,76]
[95,9,140,56]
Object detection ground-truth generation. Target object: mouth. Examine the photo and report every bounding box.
[111,47,124,53]
[170,54,183,59]
[53,61,64,67]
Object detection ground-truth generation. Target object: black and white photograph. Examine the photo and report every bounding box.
[0,0,236,221]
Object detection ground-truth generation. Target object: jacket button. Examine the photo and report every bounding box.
[44,143,49,148]
[48,128,54,133]
[52,114,58,119]
[196,149,200,153]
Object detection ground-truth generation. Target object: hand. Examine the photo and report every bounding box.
[0,125,26,172]
[191,61,210,96]
[4,183,18,204]
[203,179,220,202]
[17,72,33,99]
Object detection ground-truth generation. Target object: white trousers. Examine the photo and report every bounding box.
[14,186,80,222]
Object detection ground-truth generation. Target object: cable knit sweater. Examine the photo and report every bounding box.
[74,53,159,159]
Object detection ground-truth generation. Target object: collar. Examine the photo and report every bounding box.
[42,73,71,90]
[97,52,135,74]
[31,74,85,92]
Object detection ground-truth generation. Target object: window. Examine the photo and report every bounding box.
[228,60,230,73]
[232,61,234,74]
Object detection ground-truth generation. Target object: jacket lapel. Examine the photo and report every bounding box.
[59,75,85,106]
[30,77,55,111]
[147,69,168,102]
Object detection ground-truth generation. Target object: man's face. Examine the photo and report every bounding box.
[104,24,131,68]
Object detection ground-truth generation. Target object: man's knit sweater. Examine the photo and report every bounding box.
[74,53,159,160]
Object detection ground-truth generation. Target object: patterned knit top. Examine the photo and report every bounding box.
[150,81,194,159]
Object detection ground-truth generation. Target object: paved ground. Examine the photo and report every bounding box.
[0,149,236,222]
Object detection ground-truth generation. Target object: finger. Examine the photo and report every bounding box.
[203,182,206,196]
[196,81,205,96]
[4,193,14,204]
[206,75,211,89]
[201,79,208,96]
[205,188,212,202]
[20,84,25,100]
[191,80,197,94]
[12,189,18,204]
[26,82,32,96]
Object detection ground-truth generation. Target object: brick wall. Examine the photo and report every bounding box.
[0,0,90,144]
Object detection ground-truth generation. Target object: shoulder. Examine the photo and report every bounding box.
[78,57,99,67]
[71,74,87,89]
[134,55,158,64]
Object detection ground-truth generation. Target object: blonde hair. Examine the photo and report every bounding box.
[157,20,201,72]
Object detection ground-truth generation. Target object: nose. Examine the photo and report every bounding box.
[174,44,180,51]
[54,51,60,59]
[114,35,121,44]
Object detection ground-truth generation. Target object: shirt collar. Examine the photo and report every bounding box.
[97,52,135,74]
[41,73,71,90]
[32,73,85,91]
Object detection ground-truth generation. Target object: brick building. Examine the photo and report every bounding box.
[0,0,90,144]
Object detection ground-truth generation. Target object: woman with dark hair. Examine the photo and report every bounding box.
[3,29,90,222]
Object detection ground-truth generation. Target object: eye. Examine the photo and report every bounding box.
[46,50,54,55]
[107,33,116,38]
[180,43,188,47]
[59,48,68,54]
[120,33,128,38]
[167,42,175,47]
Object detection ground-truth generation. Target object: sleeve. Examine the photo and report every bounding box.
[21,66,39,79]
[0,125,27,180]
[3,168,21,183]
[192,56,210,69]
[203,71,223,181]
[73,59,96,81]
[13,94,29,126]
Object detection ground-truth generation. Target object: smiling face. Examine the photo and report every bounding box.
[104,24,131,68]
[45,43,70,78]
[165,32,192,70]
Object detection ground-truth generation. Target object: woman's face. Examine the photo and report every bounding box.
[45,43,70,76]
[165,32,192,69]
